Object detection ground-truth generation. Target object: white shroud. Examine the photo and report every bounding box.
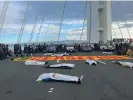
[36,73,79,82]
[44,53,53,56]
[52,53,69,56]
[102,52,113,54]
[86,60,97,65]
[25,60,47,65]
[49,63,75,68]
[117,61,133,68]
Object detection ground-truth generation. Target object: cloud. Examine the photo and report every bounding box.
[62,20,84,25]
[66,28,87,40]
[127,14,133,17]
[3,1,26,24]
[112,21,133,38]
[2,1,133,44]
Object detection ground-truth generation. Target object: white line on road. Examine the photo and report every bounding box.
[95,60,107,65]
[57,60,60,63]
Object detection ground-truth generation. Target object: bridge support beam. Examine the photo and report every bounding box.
[87,1,112,43]
[98,1,112,43]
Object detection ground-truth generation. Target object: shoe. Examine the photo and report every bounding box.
[85,62,88,64]
[112,61,118,64]
[11,58,14,61]
[77,75,83,84]
[44,65,50,68]
[80,75,83,82]
[112,61,115,63]
[45,62,48,65]
[92,63,96,65]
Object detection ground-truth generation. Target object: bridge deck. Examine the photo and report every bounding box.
[0,52,133,100]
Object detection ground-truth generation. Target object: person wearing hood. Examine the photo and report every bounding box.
[0,44,3,60]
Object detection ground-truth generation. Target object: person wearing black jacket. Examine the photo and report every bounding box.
[14,44,17,56]
[16,44,23,57]
[4,45,10,58]
[27,45,31,56]
[0,44,3,60]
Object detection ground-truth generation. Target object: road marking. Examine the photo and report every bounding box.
[48,91,53,92]
[95,60,107,65]
[50,88,54,91]
[48,88,54,92]
[57,60,60,63]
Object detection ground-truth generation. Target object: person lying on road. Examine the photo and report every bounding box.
[44,52,70,56]
[51,53,70,56]
[25,60,48,65]
[44,53,53,56]
[44,63,75,69]
[112,61,133,68]
[85,60,97,65]
[36,72,83,84]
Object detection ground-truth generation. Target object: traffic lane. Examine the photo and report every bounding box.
[0,60,84,100]
[45,60,133,100]
[0,60,24,83]
[0,60,104,100]
[0,60,133,100]
[72,51,115,56]
[38,60,106,100]
[0,60,60,100]
[30,51,114,56]
[99,59,133,99]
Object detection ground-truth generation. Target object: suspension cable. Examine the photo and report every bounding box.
[44,21,51,41]
[80,0,87,41]
[116,21,124,39]
[0,1,7,24]
[29,11,40,44]
[124,20,132,39]
[57,0,66,41]
[112,27,117,39]
[17,2,31,44]
[35,16,46,43]
[119,2,132,40]
[0,1,10,36]
[88,1,92,43]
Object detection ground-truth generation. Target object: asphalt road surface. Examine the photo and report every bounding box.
[0,52,133,100]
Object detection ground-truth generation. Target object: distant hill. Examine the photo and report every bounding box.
[8,40,88,45]
[7,40,88,50]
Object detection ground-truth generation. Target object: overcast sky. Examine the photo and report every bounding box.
[0,1,133,44]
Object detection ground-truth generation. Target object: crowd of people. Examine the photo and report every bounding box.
[0,44,11,60]
[23,43,82,54]
[0,41,133,60]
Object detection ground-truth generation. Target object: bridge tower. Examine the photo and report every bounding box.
[87,1,112,43]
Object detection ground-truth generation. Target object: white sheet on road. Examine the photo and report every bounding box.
[36,73,79,82]
[102,52,113,54]
[49,63,75,68]
[44,52,69,56]
[44,53,53,56]
[52,53,70,56]
[86,60,97,65]
[95,60,107,65]
[113,61,133,68]
[25,60,47,65]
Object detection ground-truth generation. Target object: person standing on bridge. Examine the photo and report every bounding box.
[0,44,4,60]
[4,45,10,58]
[15,44,23,57]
